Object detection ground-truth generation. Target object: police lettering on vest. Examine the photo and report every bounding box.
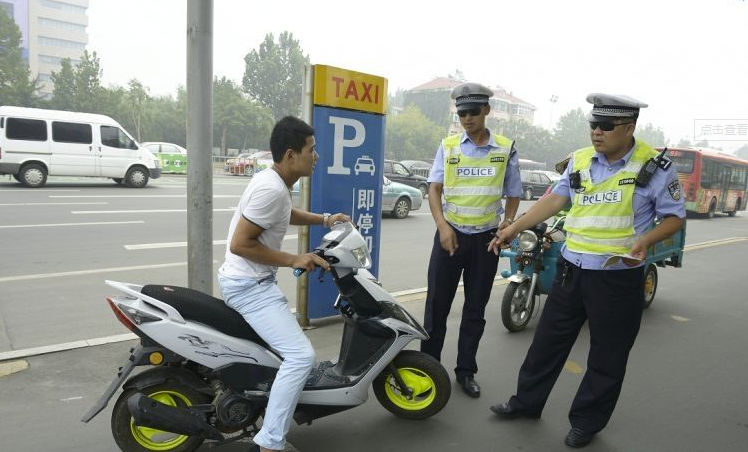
[456,167,496,178]
[578,190,623,206]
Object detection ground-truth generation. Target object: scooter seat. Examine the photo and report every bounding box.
[141,284,268,348]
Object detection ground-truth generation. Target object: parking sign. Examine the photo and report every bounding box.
[306,65,387,319]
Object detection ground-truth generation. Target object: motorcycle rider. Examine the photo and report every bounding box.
[217,116,349,452]
[488,94,685,448]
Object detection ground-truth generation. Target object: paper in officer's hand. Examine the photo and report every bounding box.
[601,253,643,269]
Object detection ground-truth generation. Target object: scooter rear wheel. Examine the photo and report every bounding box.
[373,350,451,420]
[501,280,535,332]
[111,383,210,452]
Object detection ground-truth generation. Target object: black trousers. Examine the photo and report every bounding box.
[509,256,645,433]
[420,226,498,378]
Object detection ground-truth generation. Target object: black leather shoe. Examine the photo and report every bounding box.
[489,402,541,419]
[456,375,480,398]
[564,427,595,448]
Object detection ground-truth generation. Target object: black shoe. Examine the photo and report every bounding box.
[489,401,541,419]
[456,375,480,398]
[564,427,595,448]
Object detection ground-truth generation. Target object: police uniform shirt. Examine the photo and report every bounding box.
[551,140,686,270]
[428,130,523,234]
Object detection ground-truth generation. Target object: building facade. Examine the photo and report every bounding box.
[1,0,89,98]
[405,77,536,135]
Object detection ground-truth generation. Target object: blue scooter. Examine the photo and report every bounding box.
[499,217,686,332]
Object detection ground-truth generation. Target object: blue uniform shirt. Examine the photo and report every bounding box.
[552,140,686,270]
[428,130,523,234]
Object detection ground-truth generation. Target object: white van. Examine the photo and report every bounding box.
[0,106,161,188]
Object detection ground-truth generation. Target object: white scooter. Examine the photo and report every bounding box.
[82,222,451,452]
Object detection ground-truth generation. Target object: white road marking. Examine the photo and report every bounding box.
[71,208,236,214]
[0,262,199,283]
[125,234,299,250]
[0,202,108,206]
[50,194,240,198]
[0,189,80,192]
[0,221,144,229]
[60,396,84,402]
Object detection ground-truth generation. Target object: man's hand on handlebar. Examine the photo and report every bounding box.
[291,252,329,274]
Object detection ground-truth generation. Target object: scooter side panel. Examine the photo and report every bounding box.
[138,319,282,369]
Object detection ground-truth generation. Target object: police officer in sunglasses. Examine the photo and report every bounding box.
[421,82,522,398]
[488,94,685,448]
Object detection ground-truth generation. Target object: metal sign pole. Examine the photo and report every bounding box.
[296,64,314,328]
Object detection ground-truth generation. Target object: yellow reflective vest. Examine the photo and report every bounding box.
[564,141,658,255]
[442,133,513,228]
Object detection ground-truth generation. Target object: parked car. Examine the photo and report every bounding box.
[383,159,429,198]
[399,159,432,178]
[291,176,422,219]
[520,170,555,200]
[142,142,187,156]
[252,151,274,173]
[142,142,187,174]
[224,153,255,176]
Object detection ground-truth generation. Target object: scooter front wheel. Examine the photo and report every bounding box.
[111,383,210,452]
[373,350,451,420]
[501,280,535,332]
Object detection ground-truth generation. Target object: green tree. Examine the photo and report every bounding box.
[402,90,451,129]
[635,123,667,147]
[551,108,590,160]
[50,58,76,109]
[49,51,105,113]
[490,118,554,164]
[0,9,39,106]
[242,31,309,120]
[676,138,693,147]
[123,79,150,142]
[214,77,273,154]
[385,104,444,161]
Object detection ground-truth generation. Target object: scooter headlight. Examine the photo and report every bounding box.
[350,245,372,268]
[518,230,539,252]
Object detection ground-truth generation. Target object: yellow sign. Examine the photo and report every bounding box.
[313,65,387,115]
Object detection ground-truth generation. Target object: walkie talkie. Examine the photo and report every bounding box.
[569,170,582,189]
[635,147,669,187]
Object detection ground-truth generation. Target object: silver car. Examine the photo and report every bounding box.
[292,176,422,219]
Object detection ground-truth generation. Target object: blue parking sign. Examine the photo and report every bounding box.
[307,106,385,318]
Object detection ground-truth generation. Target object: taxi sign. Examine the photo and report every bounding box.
[313,65,387,115]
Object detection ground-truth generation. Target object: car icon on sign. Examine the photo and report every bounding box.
[355,156,376,176]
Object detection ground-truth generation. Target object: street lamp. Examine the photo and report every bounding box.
[549,95,559,130]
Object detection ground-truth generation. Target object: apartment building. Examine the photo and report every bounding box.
[2,0,89,97]
[405,77,536,135]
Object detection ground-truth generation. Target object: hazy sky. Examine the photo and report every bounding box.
[87,0,748,151]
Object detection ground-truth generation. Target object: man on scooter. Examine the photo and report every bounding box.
[217,116,349,452]
[488,94,685,448]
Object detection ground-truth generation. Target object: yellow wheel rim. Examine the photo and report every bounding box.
[130,390,192,450]
[644,271,656,300]
[384,367,436,411]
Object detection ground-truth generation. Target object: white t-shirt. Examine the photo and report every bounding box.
[218,169,292,279]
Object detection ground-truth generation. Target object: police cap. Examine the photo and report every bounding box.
[451,82,494,111]
[586,93,648,122]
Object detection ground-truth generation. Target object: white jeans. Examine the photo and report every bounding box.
[218,273,315,451]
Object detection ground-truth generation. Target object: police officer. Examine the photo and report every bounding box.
[422,82,522,398]
[488,93,685,448]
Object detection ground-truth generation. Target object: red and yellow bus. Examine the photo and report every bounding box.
[661,147,748,218]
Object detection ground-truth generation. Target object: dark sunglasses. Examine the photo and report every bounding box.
[589,121,632,132]
[457,107,483,117]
